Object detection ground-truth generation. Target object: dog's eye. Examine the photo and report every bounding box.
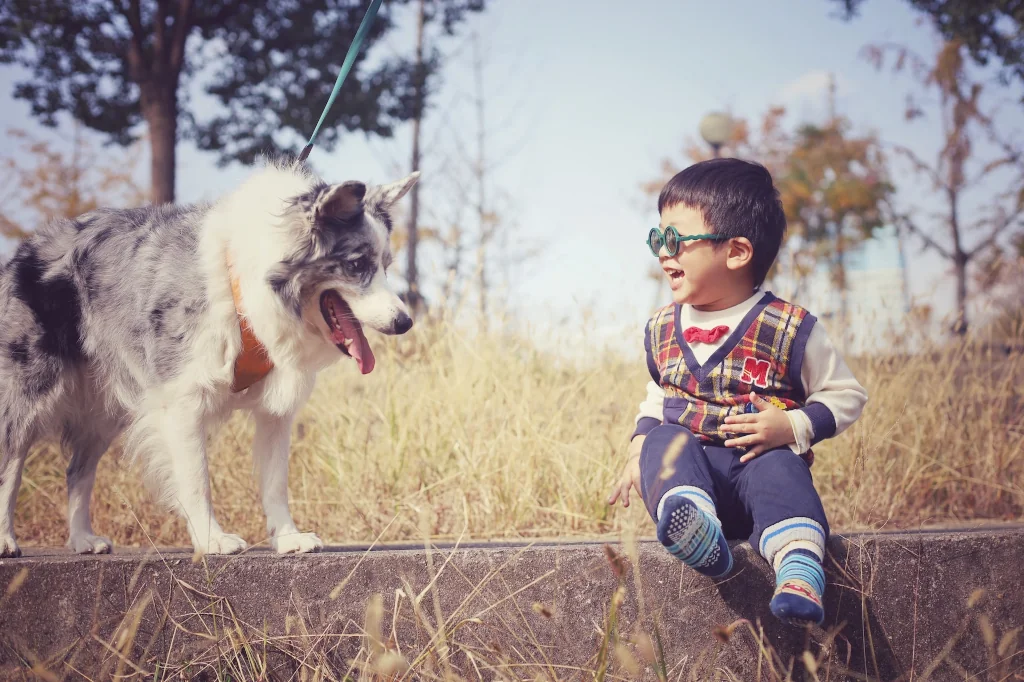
[344,256,370,276]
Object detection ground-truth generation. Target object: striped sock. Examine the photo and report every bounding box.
[770,548,825,626]
[655,487,733,579]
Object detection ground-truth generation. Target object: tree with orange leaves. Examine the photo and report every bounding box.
[863,39,1024,333]
[0,126,148,245]
[777,99,893,328]
[643,92,892,332]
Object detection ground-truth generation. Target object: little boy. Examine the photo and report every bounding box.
[608,158,868,626]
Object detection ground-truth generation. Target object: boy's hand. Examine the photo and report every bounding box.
[607,436,645,508]
[722,393,795,463]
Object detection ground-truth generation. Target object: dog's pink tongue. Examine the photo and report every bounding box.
[335,316,375,375]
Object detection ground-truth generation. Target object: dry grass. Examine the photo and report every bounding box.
[11,314,1024,550]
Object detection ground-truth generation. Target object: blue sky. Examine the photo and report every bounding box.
[2,0,1021,355]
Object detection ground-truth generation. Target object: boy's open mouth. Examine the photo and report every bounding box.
[664,266,685,291]
[319,290,375,375]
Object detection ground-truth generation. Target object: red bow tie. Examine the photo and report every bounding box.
[683,325,730,344]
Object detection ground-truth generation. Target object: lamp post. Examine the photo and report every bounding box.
[699,112,733,158]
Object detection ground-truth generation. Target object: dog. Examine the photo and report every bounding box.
[0,159,419,557]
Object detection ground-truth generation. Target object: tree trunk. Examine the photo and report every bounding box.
[894,223,911,314]
[472,32,489,329]
[953,251,969,334]
[947,187,968,334]
[145,97,177,205]
[833,223,848,345]
[405,114,423,310]
[404,0,427,314]
[440,224,463,307]
[474,242,487,327]
[121,0,193,206]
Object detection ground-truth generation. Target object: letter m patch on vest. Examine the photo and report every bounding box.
[741,357,771,388]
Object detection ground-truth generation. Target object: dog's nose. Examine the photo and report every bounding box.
[392,312,413,335]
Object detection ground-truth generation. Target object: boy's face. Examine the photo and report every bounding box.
[657,203,748,307]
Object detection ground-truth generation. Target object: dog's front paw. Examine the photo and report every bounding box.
[0,535,21,559]
[196,533,248,555]
[272,532,324,554]
[68,534,113,555]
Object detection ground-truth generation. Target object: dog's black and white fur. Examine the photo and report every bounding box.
[0,160,418,557]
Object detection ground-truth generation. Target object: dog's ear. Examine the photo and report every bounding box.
[376,171,420,208]
[313,181,366,220]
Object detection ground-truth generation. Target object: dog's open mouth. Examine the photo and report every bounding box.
[319,290,375,375]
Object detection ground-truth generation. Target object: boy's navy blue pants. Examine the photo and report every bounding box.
[639,424,830,566]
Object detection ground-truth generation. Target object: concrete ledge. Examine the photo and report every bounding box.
[0,526,1022,680]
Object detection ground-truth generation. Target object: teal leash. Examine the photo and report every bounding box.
[294,0,385,167]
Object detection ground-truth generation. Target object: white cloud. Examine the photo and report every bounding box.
[777,70,857,104]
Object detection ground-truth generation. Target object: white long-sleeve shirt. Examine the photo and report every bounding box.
[633,289,868,454]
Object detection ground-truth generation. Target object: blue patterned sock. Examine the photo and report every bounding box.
[656,487,733,579]
[770,548,825,626]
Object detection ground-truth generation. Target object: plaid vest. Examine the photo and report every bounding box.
[646,292,816,445]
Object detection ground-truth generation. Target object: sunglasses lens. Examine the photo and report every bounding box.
[648,228,663,255]
[664,228,678,254]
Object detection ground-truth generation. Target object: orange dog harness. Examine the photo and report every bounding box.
[227,255,274,392]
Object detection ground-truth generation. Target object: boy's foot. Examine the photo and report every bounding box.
[656,493,733,579]
[770,549,825,626]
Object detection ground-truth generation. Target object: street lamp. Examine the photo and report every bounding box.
[699,112,733,158]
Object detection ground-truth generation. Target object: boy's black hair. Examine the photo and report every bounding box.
[658,157,786,287]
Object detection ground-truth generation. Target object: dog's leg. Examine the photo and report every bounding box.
[140,406,247,555]
[64,432,114,554]
[0,444,28,558]
[253,411,323,554]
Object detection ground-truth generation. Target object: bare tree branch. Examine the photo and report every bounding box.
[968,209,1024,259]
[154,0,168,66]
[169,0,195,75]
[888,203,953,260]
[120,0,148,82]
[891,143,944,189]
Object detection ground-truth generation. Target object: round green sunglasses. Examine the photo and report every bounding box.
[647,226,726,256]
